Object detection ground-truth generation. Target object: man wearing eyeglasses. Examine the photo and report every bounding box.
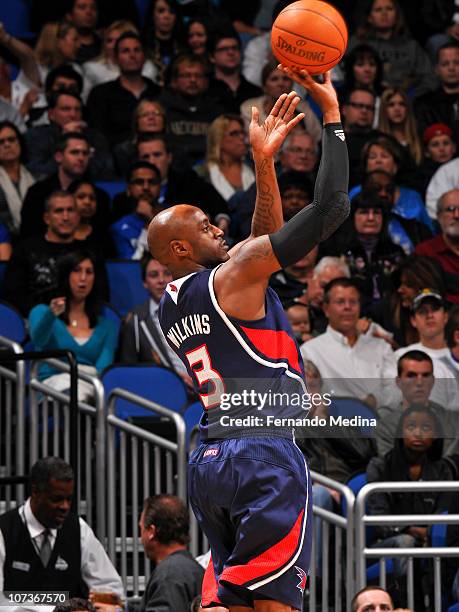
[341,87,384,188]
[208,32,261,114]
[158,54,224,166]
[415,189,459,303]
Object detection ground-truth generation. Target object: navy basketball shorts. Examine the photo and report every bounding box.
[188,436,312,609]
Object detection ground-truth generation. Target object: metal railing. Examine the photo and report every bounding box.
[355,481,459,612]
[28,355,105,538]
[106,388,187,600]
[310,471,355,612]
[0,336,26,507]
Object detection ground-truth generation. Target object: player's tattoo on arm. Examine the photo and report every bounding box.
[251,157,283,237]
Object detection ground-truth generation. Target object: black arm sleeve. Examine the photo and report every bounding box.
[269,122,350,268]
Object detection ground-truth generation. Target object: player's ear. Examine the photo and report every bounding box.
[170,239,190,257]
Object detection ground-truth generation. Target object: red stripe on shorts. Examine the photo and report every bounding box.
[201,555,223,607]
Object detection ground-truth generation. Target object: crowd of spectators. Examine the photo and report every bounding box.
[0,0,459,609]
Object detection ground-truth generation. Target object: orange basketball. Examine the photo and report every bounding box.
[271,0,348,75]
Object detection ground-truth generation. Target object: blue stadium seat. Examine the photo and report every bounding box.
[0,300,26,344]
[0,261,6,298]
[342,472,368,517]
[101,364,188,419]
[135,0,151,26]
[329,397,378,436]
[101,302,122,339]
[105,259,148,316]
[0,0,34,37]
[448,604,459,612]
[95,181,125,201]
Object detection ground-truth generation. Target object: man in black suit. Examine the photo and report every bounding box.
[118,254,193,390]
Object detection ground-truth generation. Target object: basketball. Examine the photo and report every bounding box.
[271,0,348,75]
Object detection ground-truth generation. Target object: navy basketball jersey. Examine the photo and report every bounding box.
[158,266,307,437]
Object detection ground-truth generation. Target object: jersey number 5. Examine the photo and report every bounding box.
[185,344,225,409]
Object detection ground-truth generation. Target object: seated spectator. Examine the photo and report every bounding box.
[413,42,459,145]
[377,87,423,167]
[119,254,193,390]
[393,290,459,408]
[0,24,42,121]
[278,170,314,221]
[415,123,457,198]
[350,137,434,253]
[351,587,394,612]
[110,162,162,259]
[415,189,459,303]
[0,121,35,237]
[284,302,312,344]
[139,494,204,611]
[113,98,166,177]
[158,54,225,166]
[29,250,117,402]
[134,134,229,225]
[142,0,185,87]
[86,31,160,146]
[240,59,321,144]
[65,0,101,64]
[376,350,459,457]
[321,191,405,309]
[229,129,318,240]
[21,132,110,239]
[269,246,319,307]
[347,0,437,98]
[207,29,262,115]
[184,17,212,59]
[25,91,114,180]
[340,44,384,125]
[370,254,445,348]
[0,457,124,603]
[0,221,11,260]
[69,179,114,256]
[83,20,157,93]
[195,114,254,203]
[5,190,105,316]
[341,86,383,187]
[300,277,396,407]
[367,405,457,580]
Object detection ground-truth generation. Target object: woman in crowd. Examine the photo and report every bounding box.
[185,17,212,59]
[83,20,158,92]
[113,98,166,177]
[142,0,184,86]
[322,191,405,310]
[35,21,82,77]
[195,114,254,202]
[341,43,384,125]
[367,404,457,583]
[0,121,35,238]
[370,254,446,346]
[29,250,117,402]
[378,87,423,166]
[240,59,322,145]
[347,0,437,98]
[69,180,114,257]
[350,136,434,253]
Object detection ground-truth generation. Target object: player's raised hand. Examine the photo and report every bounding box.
[250,90,305,158]
[278,66,340,120]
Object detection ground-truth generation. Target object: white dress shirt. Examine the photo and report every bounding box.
[0,499,124,612]
[300,325,396,406]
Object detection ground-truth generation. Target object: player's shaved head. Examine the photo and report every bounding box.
[147,204,229,277]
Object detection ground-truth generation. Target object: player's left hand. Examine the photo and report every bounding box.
[250,90,305,158]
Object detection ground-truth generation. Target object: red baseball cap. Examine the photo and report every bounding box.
[423,123,452,144]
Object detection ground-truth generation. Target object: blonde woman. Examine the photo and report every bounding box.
[83,20,158,91]
[378,88,423,165]
[195,114,254,201]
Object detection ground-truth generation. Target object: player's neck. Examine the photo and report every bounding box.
[171,261,206,280]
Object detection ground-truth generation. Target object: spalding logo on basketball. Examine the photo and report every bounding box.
[271,0,348,75]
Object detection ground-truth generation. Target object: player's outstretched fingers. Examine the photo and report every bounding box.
[276,90,297,119]
[286,110,305,133]
[251,105,260,127]
[269,92,288,117]
[282,94,301,124]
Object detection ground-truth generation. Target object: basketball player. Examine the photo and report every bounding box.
[147,70,349,611]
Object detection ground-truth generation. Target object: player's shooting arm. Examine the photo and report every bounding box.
[250,152,283,237]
